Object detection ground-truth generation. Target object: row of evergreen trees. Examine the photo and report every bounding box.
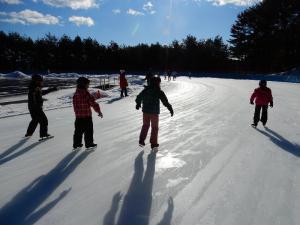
[230,0,300,72]
[0,31,230,73]
[0,0,299,73]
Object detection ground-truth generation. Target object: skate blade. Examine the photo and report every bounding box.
[39,136,54,141]
[85,146,97,151]
[151,147,159,153]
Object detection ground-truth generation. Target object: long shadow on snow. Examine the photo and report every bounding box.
[103,150,157,225]
[0,140,43,165]
[256,127,300,157]
[0,138,28,161]
[0,150,91,225]
[156,197,174,225]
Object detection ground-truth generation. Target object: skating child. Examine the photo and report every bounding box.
[250,80,273,127]
[136,76,174,150]
[120,70,128,97]
[25,75,55,140]
[73,77,103,149]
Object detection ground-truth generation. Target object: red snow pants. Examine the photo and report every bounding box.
[139,113,159,145]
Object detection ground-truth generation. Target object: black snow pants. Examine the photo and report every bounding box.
[73,117,94,148]
[26,109,48,137]
[253,105,268,126]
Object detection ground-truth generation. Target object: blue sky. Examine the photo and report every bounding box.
[0,0,260,45]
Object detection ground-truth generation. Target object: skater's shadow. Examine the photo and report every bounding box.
[0,138,28,161]
[107,97,123,104]
[0,151,91,225]
[103,150,157,225]
[0,140,42,165]
[157,197,174,225]
[256,127,300,157]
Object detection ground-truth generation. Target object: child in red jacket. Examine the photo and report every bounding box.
[120,70,128,97]
[250,80,273,127]
[73,77,103,149]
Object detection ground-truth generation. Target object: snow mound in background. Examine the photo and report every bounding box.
[0,71,30,79]
[47,73,81,78]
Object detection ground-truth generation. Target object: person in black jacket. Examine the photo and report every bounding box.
[136,76,173,150]
[25,75,55,139]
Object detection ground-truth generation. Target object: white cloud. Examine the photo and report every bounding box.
[0,12,8,16]
[42,0,98,10]
[69,16,94,26]
[0,0,22,4]
[206,0,261,6]
[0,9,60,25]
[143,1,156,14]
[112,9,121,14]
[127,8,144,16]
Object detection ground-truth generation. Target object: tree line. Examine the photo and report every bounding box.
[0,0,299,74]
[0,31,230,73]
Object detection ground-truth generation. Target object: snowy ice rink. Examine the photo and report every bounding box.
[0,77,299,225]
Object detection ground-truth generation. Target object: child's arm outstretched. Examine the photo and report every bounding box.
[160,91,174,116]
[88,93,103,118]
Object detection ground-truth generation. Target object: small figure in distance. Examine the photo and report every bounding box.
[145,68,154,86]
[250,80,273,128]
[119,69,128,97]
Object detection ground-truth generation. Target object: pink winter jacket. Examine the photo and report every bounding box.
[250,87,273,106]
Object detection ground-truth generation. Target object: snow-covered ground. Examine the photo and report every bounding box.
[0,77,299,225]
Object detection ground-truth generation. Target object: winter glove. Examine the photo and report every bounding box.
[250,101,254,105]
[98,112,103,118]
[270,102,273,108]
[168,105,174,117]
[136,104,141,110]
[170,109,174,117]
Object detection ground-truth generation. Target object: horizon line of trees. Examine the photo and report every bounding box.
[0,31,231,73]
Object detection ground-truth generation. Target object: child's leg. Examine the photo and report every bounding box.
[139,113,150,143]
[150,114,159,145]
[253,105,261,126]
[84,117,94,147]
[26,110,39,135]
[39,111,48,137]
[73,118,84,147]
[261,105,268,125]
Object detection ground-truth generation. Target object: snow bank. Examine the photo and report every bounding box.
[0,71,30,79]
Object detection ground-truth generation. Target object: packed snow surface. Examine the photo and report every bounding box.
[0,77,299,225]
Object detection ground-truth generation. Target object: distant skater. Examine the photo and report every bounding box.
[145,68,154,86]
[250,80,273,127]
[167,70,172,81]
[120,70,128,97]
[25,75,55,140]
[136,76,174,150]
[172,72,177,81]
[73,77,103,150]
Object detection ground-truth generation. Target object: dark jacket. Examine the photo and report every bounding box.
[28,82,55,111]
[136,86,172,114]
